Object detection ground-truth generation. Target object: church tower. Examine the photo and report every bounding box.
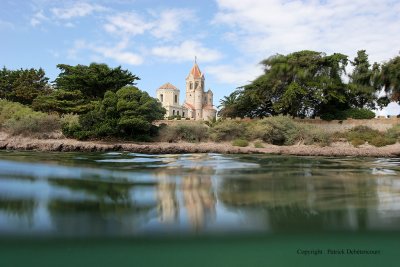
[185,60,205,120]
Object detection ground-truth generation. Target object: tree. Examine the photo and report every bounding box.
[0,67,50,105]
[54,63,140,99]
[347,50,378,109]
[32,89,95,114]
[380,55,400,102]
[229,51,349,118]
[69,86,165,139]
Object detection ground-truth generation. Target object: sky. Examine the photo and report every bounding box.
[1,0,400,115]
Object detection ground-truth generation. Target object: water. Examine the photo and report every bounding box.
[1,151,400,266]
[1,151,400,237]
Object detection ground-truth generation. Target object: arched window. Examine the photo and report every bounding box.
[173,110,175,116]
[160,94,163,102]
[195,82,199,88]
[175,95,177,103]
[190,82,193,89]
[183,112,185,117]
[177,111,180,116]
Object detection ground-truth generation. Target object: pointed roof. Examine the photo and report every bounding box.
[188,62,203,79]
[158,82,178,90]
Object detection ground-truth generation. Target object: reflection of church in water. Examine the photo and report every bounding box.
[156,60,217,120]
[155,158,216,230]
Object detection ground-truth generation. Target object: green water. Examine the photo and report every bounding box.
[0,151,399,266]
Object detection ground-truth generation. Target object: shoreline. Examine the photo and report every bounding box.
[1,133,400,157]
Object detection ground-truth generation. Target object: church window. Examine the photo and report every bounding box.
[177,111,180,116]
[183,112,185,117]
[173,110,175,115]
[160,94,163,102]
[195,82,199,88]
[190,82,193,89]
[175,95,177,103]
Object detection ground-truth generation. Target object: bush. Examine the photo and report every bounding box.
[232,139,249,147]
[386,124,400,140]
[344,108,376,119]
[369,136,396,147]
[252,116,306,145]
[209,120,249,141]
[61,113,81,138]
[321,108,375,121]
[0,99,60,137]
[345,126,396,147]
[158,122,209,142]
[254,141,264,148]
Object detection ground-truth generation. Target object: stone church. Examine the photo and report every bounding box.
[156,61,217,120]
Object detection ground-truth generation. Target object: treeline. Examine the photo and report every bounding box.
[0,63,165,139]
[219,50,400,120]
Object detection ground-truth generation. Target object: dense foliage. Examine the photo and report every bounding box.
[54,63,140,99]
[219,50,398,120]
[380,55,400,102]
[32,90,95,114]
[0,67,49,105]
[63,86,165,140]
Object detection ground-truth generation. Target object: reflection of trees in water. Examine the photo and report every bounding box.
[218,171,382,232]
[49,177,156,202]
[48,178,157,235]
[0,198,36,217]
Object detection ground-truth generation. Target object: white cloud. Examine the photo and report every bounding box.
[30,10,47,26]
[152,40,222,62]
[104,8,194,40]
[68,39,143,65]
[214,0,400,64]
[51,2,106,20]
[104,12,152,36]
[205,64,263,85]
[150,9,194,39]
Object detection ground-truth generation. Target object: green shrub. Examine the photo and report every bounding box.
[232,139,249,147]
[254,141,264,148]
[61,113,81,137]
[386,124,400,140]
[345,126,396,147]
[209,120,248,141]
[321,108,375,121]
[369,136,396,147]
[0,99,60,137]
[301,126,332,147]
[351,138,365,147]
[158,122,209,142]
[250,116,295,145]
[344,108,376,119]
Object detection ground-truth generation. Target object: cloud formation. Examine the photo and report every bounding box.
[152,40,222,62]
[51,2,107,20]
[214,0,400,64]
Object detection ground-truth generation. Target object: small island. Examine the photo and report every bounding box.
[1,50,400,157]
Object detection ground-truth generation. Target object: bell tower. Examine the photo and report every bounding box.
[185,58,204,120]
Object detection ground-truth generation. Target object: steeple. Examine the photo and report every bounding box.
[188,59,203,79]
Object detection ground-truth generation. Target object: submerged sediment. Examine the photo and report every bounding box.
[1,132,399,157]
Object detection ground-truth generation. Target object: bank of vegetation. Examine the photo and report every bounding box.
[1,49,400,149]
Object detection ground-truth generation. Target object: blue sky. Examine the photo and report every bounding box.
[1,0,400,114]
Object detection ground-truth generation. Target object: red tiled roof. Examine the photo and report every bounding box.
[183,102,195,110]
[158,82,178,90]
[189,63,203,78]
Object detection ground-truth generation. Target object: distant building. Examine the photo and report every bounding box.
[156,61,217,120]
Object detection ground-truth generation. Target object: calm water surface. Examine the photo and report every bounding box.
[0,151,400,237]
